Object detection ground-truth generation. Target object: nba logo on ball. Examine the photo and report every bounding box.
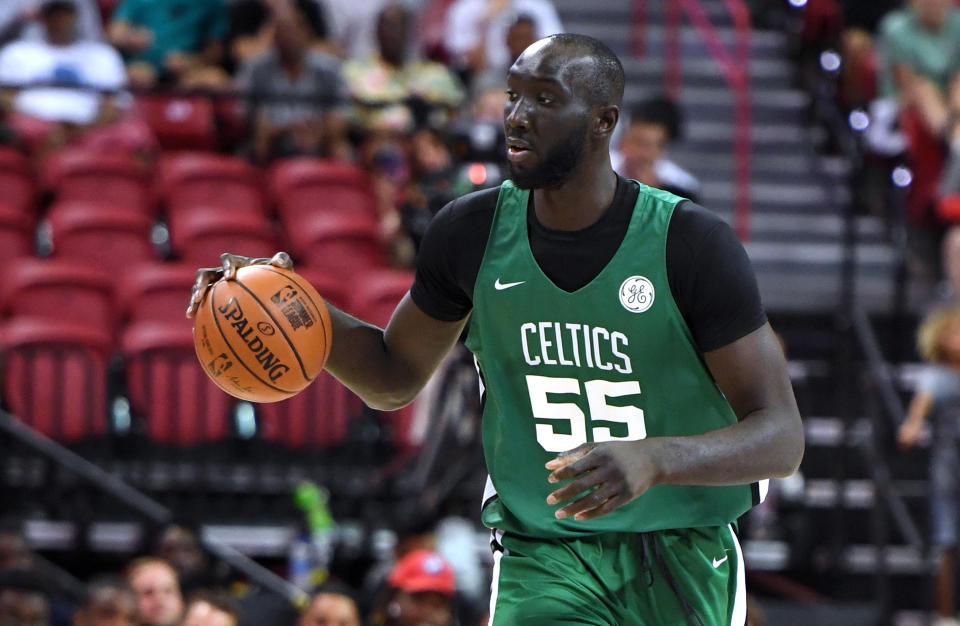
[619,276,655,313]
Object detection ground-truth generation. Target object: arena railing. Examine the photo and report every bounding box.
[633,0,753,240]
[0,409,310,608]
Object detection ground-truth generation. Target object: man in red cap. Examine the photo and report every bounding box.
[370,550,455,626]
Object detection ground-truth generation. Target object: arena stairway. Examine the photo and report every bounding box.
[555,0,933,620]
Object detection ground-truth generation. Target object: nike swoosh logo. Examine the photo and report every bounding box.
[712,555,728,568]
[494,278,525,290]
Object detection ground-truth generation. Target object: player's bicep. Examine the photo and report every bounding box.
[383,293,469,387]
[703,322,797,422]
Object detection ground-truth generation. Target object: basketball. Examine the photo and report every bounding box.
[192,265,333,402]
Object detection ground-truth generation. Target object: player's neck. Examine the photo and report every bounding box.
[533,158,618,231]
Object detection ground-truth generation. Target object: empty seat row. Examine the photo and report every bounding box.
[0,260,415,449]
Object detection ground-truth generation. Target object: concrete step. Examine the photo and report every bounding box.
[564,23,789,58]
[623,56,797,90]
[701,180,850,213]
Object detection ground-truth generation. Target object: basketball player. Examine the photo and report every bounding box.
[189,34,803,625]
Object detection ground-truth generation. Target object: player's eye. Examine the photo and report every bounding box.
[505,90,518,102]
[537,93,554,104]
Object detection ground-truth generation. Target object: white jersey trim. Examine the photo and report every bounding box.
[729,523,746,626]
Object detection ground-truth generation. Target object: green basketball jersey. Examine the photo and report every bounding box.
[466,181,762,538]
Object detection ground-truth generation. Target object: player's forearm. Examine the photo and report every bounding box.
[648,405,804,487]
[322,306,421,409]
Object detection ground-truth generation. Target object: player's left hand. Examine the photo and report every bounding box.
[544,441,661,521]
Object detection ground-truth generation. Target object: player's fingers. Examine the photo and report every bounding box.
[570,493,631,521]
[186,268,222,318]
[546,469,608,507]
[547,446,601,482]
[554,484,618,520]
[220,253,252,280]
[268,251,293,269]
[545,443,596,471]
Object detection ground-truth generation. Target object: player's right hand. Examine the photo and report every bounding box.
[186,251,293,318]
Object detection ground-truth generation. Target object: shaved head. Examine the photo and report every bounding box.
[542,34,625,108]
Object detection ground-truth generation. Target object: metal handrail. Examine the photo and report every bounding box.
[657,0,753,240]
[0,410,309,608]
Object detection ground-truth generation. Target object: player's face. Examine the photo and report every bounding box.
[504,41,592,190]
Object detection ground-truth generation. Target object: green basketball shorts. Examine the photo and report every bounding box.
[487,524,745,625]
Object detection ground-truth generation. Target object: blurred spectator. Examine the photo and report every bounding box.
[443,0,562,81]
[0,0,155,159]
[0,523,34,571]
[470,12,537,95]
[126,558,184,626]
[343,3,464,133]
[613,95,701,202]
[898,306,960,626]
[153,525,229,597]
[297,582,360,626]
[73,577,137,626]
[0,0,103,46]
[0,585,50,626]
[877,0,960,234]
[236,0,348,163]
[368,550,455,626]
[179,592,239,626]
[107,0,229,89]
[318,0,395,61]
[227,0,337,72]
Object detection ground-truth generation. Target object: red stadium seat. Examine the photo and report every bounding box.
[257,372,355,448]
[295,212,389,275]
[349,269,418,449]
[122,321,233,446]
[291,266,352,312]
[0,258,115,330]
[349,268,415,327]
[0,148,37,216]
[170,209,280,266]
[0,207,35,262]
[0,318,112,441]
[118,262,199,324]
[43,149,152,214]
[48,204,156,280]
[134,96,217,151]
[159,152,265,217]
[268,159,378,251]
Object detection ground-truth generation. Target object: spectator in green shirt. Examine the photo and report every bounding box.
[108,0,229,89]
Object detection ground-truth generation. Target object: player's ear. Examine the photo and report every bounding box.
[594,105,619,139]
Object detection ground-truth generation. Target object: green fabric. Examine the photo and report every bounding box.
[113,0,228,70]
[879,7,960,98]
[490,525,743,625]
[467,181,756,539]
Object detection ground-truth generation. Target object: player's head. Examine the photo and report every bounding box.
[504,34,624,189]
[125,558,183,626]
[73,577,137,626]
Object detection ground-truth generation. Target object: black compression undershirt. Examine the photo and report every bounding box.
[410,176,767,352]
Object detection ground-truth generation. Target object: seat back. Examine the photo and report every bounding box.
[160,152,265,216]
[1,258,115,330]
[170,209,279,266]
[0,148,36,215]
[257,372,355,448]
[135,96,217,151]
[48,205,156,280]
[119,262,199,325]
[44,149,152,214]
[0,318,112,441]
[0,208,35,262]
[122,321,233,446]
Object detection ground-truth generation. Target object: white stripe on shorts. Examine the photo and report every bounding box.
[487,543,503,626]
[729,523,746,626]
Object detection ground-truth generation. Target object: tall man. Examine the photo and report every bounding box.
[189,34,803,625]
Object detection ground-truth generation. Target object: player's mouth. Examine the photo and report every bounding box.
[506,138,534,165]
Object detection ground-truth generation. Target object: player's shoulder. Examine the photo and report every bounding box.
[668,200,734,249]
[431,185,501,230]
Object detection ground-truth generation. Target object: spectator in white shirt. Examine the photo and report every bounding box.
[443,0,562,80]
[0,0,154,157]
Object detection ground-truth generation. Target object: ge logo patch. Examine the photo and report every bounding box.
[619,276,655,313]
